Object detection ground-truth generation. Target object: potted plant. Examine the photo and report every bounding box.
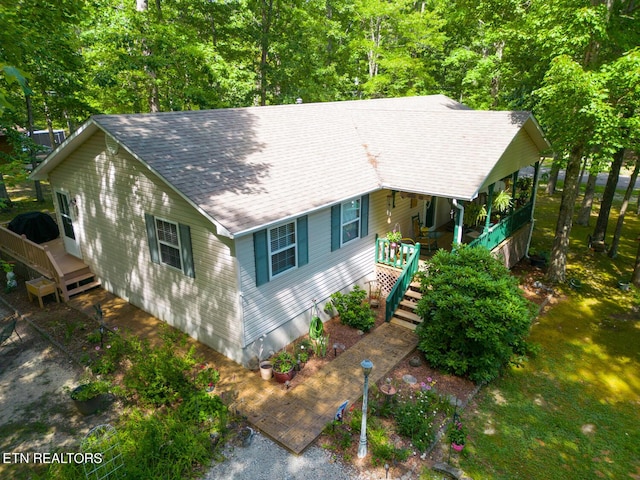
[448,419,467,452]
[70,379,110,415]
[272,350,296,383]
[386,229,402,259]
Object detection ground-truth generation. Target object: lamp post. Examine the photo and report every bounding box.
[358,359,374,459]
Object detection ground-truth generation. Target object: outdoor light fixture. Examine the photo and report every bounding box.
[358,359,374,458]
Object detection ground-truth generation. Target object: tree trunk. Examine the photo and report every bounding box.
[547,148,583,283]
[0,173,13,209]
[609,160,640,258]
[258,0,274,106]
[633,238,640,287]
[546,159,561,195]
[592,147,625,243]
[575,173,597,225]
[25,91,44,202]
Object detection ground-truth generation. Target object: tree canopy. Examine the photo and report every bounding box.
[1,0,639,277]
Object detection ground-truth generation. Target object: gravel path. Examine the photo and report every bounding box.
[204,430,365,480]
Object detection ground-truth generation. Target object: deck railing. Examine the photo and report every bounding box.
[0,225,58,280]
[374,238,421,322]
[467,202,533,251]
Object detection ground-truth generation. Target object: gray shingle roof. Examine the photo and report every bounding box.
[36,95,547,236]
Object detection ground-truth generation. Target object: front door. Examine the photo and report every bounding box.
[56,191,82,258]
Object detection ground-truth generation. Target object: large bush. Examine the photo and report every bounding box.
[330,285,376,332]
[415,246,537,384]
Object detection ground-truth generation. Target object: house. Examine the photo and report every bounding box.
[28,95,549,366]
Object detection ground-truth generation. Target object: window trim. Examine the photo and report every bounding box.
[154,217,183,272]
[144,213,196,279]
[340,198,361,245]
[268,220,298,279]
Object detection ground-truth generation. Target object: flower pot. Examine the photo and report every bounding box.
[70,385,104,416]
[273,367,295,384]
[259,361,273,380]
[451,442,465,452]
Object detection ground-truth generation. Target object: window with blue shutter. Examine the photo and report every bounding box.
[331,194,369,250]
[144,213,195,278]
[254,215,308,286]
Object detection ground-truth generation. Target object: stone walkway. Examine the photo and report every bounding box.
[68,288,418,454]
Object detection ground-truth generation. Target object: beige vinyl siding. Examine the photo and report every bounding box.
[48,131,243,351]
[238,203,377,346]
[482,129,541,191]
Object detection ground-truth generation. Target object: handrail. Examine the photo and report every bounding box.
[0,225,57,279]
[468,202,533,250]
[384,242,421,322]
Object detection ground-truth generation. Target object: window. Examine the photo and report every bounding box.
[144,214,195,278]
[254,216,308,286]
[155,218,182,270]
[269,222,297,277]
[331,195,369,251]
[341,198,360,245]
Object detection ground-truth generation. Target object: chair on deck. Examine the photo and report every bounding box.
[412,215,438,252]
[0,316,22,349]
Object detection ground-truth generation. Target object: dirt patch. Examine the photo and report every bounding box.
[0,281,121,478]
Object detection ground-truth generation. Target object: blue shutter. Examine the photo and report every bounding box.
[179,224,195,278]
[360,194,369,237]
[297,216,308,266]
[331,205,341,251]
[254,229,269,286]
[144,213,160,264]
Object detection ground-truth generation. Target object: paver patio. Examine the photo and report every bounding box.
[68,288,418,454]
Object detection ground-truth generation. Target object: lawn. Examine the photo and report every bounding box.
[455,188,640,480]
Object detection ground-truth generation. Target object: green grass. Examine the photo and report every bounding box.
[0,182,54,223]
[457,188,640,479]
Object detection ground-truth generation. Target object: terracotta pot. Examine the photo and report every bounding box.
[273,367,295,384]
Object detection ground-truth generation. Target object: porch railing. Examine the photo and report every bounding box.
[374,238,421,322]
[0,225,59,281]
[467,202,533,251]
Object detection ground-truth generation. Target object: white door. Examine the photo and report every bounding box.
[56,191,82,258]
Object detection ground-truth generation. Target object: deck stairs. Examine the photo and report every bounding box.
[0,225,100,302]
[389,281,423,331]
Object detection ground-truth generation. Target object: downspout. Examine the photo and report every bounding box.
[452,199,464,247]
[525,160,541,257]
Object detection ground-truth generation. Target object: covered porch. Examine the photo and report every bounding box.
[373,162,541,327]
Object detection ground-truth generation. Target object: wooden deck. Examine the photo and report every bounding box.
[68,288,419,455]
[0,226,100,301]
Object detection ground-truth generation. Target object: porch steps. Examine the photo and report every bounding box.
[390,282,423,331]
[60,268,101,301]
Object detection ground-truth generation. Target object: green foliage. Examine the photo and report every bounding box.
[122,329,198,407]
[272,350,295,373]
[394,388,441,452]
[91,331,127,375]
[447,418,467,445]
[330,285,375,332]
[69,380,110,401]
[415,246,537,383]
[313,334,330,357]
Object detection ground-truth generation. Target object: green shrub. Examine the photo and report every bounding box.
[330,285,376,332]
[122,329,198,406]
[415,246,537,384]
[394,389,440,452]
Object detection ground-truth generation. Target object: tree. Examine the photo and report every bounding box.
[414,246,537,384]
[534,55,615,282]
